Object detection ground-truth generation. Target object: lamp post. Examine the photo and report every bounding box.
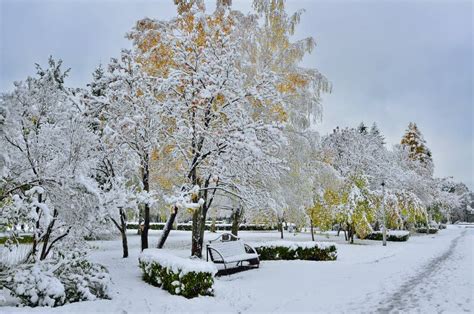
[381,181,387,246]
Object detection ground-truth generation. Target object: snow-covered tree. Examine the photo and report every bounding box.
[400,122,433,176]
[127,1,300,257]
[91,50,161,251]
[0,57,101,261]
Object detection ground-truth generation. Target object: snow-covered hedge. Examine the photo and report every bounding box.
[139,249,217,298]
[364,230,410,242]
[252,241,337,261]
[2,256,111,307]
[416,227,438,234]
[127,222,276,231]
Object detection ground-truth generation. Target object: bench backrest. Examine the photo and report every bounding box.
[208,240,246,260]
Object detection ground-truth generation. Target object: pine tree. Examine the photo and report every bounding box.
[88,64,106,97]
[400,122,433,167]
[357,122,368,135]
[370,122,385,146]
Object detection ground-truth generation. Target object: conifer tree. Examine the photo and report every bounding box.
[370,122,385,146]
[400,122,433,175]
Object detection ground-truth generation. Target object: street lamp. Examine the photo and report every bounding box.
[381,181,386,246]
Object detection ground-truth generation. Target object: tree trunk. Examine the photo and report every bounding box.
[191,209,202,257]
[157,206,178,248]
[231,207,241,237]
[278,219,284,239]
[120,208,128,258]
[348,225,354,244]
[310,219,315,241]
[40,209,58,260]
[140,158,150,251]
[141,203,149,251]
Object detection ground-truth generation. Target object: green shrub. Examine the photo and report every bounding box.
[416,228,438,234]
[139,249,217,298]
[253,241,337,261]
[0,234,34,244]
[364,230,410,242]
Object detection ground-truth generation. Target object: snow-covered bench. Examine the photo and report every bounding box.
[206,233,259,275]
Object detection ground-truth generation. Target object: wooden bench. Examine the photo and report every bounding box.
[206,233,259,276]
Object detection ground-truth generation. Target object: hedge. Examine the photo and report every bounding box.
[252,241,337,261]
[364,230,410,242]
[139,249,217,298]
[128,222,276,231]
[0,234,34,244]
[416,228,439,234]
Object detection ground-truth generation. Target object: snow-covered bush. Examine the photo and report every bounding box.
[55,256,111,303]
[252,241,337,261]
[416,227,438,234]
[3,262,65,307]
[2,253,111,307]
[364,230,410,242]
[139,249,216,298]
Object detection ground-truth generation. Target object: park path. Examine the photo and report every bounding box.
[375,227,473,313]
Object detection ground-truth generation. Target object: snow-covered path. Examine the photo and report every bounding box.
[376,227,472,313]
[2,225,472,313]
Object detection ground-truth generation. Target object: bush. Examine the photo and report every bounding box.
[2,254,111,307]
[252,241,337,261]
[0,234,34,244]
[56,257,111,302]
[416,228,438,234]
[3,262,66,307]
[364,230,410,242]
[139,249,217,298]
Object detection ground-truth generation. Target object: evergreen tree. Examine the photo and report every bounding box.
[88,64,106,97]
[370,122,385,146]
[400,122,433,168]
[357,122,368,135]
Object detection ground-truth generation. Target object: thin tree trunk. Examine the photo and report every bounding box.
[278,219,284,239]
[231,208,241,237]
[348,225,354,244]
[310,219,315,241]
[110,208,129,258]
[141,203,150,251]
[191,209,202,257]
[120,208,128,258]
[140,158,150,251]
[40,209,58,260]
[157,206,178,248]
[121,229,128,258]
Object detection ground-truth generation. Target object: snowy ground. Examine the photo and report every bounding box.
[2,225,473,313]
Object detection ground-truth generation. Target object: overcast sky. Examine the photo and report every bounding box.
[1,0,472,188]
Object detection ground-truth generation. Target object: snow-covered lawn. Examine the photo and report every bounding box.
[2,225,472,313]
